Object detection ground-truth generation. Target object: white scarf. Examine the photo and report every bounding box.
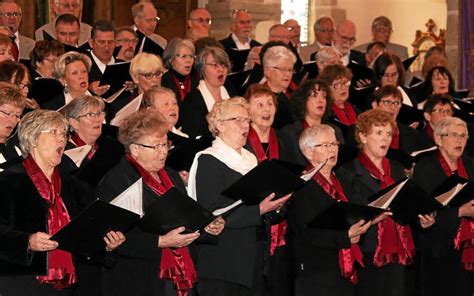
[187,136,257,201]
[197,80,230,112]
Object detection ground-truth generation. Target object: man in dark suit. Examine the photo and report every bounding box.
[219,9,261,72]
[332,20,366,67]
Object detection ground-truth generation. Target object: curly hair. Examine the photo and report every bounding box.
[354,109,396,149]
[289,79,332,122]
[206,97,249,137]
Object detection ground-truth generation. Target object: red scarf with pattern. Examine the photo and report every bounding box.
[332,102,357,126]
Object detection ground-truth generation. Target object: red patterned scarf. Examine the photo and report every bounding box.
[23,156,77,289]
[332,102,357,126]
[70,132,98,160]
[172,73,192,102]
[437,151,474,271]
[126,154,197,295]
[313,172,364,284]
[357,151,415,266]
[247,126,287,255]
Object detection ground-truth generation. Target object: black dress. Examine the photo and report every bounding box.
[193,154,266,296]
[96,157,190,296]
[412,153,474,296]
[336,158,417,296]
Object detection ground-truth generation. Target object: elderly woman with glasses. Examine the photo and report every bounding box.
[161,38,199,105]
[188,97,290,296]
[289,124,373,296]
[0,82,25,167]
[179,46,235,139]
[0,109,125,295]
[42,52,92,110]
[97,109,224,296]
[279,79,344,166]
[422,94,455,144]
[412,117,474,296]
[337,109,435,296]
[62,95,124,186]
[319,64,358,127]
[262,44,297,129]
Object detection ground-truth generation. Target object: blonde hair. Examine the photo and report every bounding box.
[206,97,249,137]
[53,51,91,79]
[129,52,164,82]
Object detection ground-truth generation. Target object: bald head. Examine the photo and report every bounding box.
[333,20,357,56]
[283,19,300,47]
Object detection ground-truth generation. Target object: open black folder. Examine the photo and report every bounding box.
[430,174,473,208]
[367,178,442,225]
[99,61,132,98]
[221,159,317,205]
[166,132,213,172]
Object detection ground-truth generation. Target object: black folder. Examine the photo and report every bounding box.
[349,84,376,112]
[51,200,141,257]
[225,48,250,73]
[431,174,474,208]
[348,62,375,83]
[221,159,307,205]
[226,69,252,96]
[397,104,424,125]
[99,61,132,98]
[386,146,437,169]
[166,132,213,172]
[293,61,318,83]
[402,55,418,71]
[135,31,164,56]
[28,78,64,104]
[42,30,56,41]
[138,187,215,235]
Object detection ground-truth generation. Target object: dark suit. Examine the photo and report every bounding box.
[194,154,266,295]
[412,154,474,296]
[41,92,67,110]
[219,34,261,73]
[337,158,417,296]
[96,157,188,296]
[87,52,104,86]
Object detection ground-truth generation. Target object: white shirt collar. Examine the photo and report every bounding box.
[231,33,251,50]
[90,51,115,74]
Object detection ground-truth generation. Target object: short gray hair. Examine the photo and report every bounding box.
[313,16,334,32]
[372,16,392,29]
[141,86,176,109]
[206,97,249,137]
[195,46,230,77]
[17,109,68,158]
[434,117,468,137]
[162,38,195,69]
[132,2,156,18]
[63,95,105,121]
[316,46,339,65]
[53,51,91,79]
[299,124,336,153]
[262,45,296,68]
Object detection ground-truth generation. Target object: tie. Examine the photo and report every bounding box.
[10,35,19,61]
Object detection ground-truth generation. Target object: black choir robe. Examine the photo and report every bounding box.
[412,153,474,296]
[336,158,417,296]
[161,69,199,108]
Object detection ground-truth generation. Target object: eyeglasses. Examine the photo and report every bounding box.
[58,2,80,9]
[139,71,164,80]
[317,28,335,34]
[379,99,401,107]
[331,80,351,90]
[43,57,58,63]
[116,38,139,44]
[313,141,340,149]
[190,18,212,25]
[94,39,115,47]
[0,12,22,18]
[134,141,171,151]
[18,83,31,90]
[339,34,356,43]
[205,62,228,69]
[270,66,294,75]
[431,108,453,115]
[176,54,195,60]
[76,111,106,120]
[441,132,469,140]
[220,116,252,125]
[0,109,21,120]
[383,72,399,79]
[40,129,69,140]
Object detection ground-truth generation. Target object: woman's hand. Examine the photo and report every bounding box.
[104,231,126,251]
[25,98,40,109]
[458,200,474,218]
[259,193,291,215]
[178,170,189,185]
[89,81,110,96]
[204,216,225,236]
[348,220,371,243]
[158,226,200,248]
[418,213,436,229]
[371,211,392,225]
[28,232,58,252]
[123,81,137,92]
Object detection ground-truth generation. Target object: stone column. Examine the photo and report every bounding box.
[445,0,460,87]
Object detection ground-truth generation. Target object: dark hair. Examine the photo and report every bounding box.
[289,79,332,121]
[194,37,224,57]
[243,83,277,106]
[0,60,29,84]
[366,41,386,54]
[424,66,456,97]
[373,52,405,86]
[423,93,454,113]
[371,85,402,104]
[55,13,80,28]
[30,40,64,70]
[318,64,353,85]
[91,20,116,39]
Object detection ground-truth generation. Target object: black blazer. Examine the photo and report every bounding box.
[219,34,261,73]
[87,52,103,84]
[96,157,187,296]
[178,83,235,139]
[194,154,264,288]
[161,69,199,108]
[349,49,367,67]
[40,91,66,110]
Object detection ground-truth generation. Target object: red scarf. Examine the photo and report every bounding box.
[313,172,364,284]
[70,132,98,160]
[390,127,400,149]
[23,156,77,289]
[357,151,415,266]
[247,126,287,255]
[302,120,310,129]
[437,151,474,271]
[126,154,197,295]
[172,73,192,102]
[284,80,298,98]
[332,102,357,126]
[425,124,434,141]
